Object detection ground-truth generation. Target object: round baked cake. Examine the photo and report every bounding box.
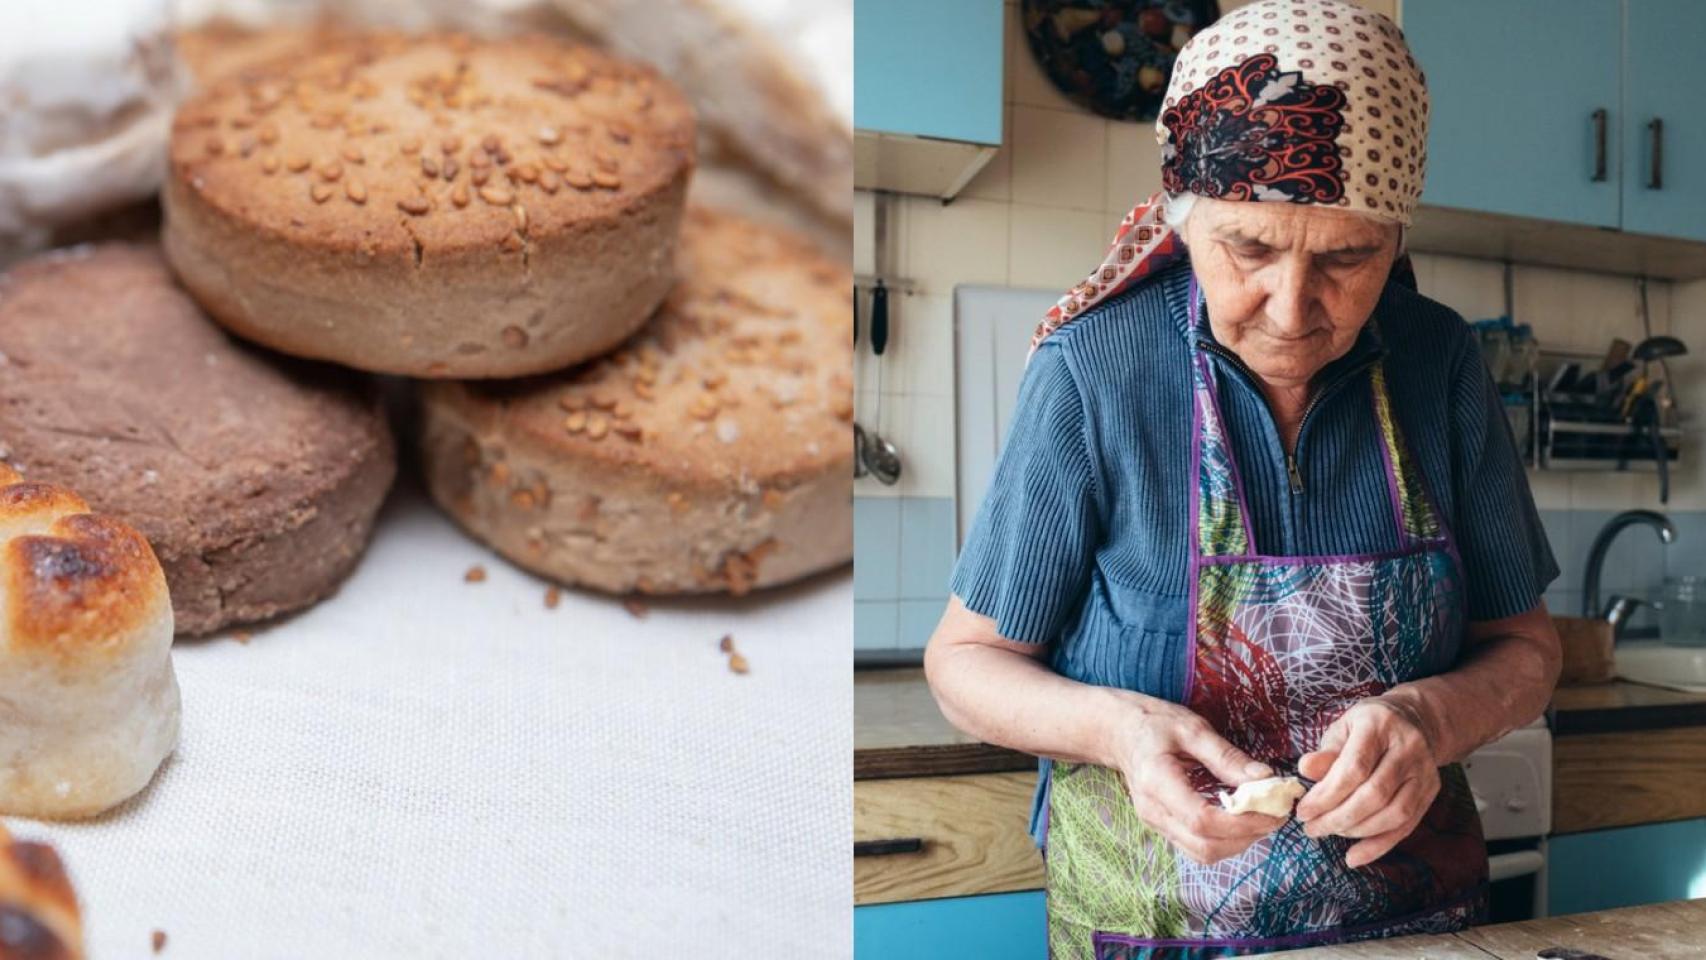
[163,30,697,378]
[419,207,852,595]
[0,244,396,635]
[0,463,179,821]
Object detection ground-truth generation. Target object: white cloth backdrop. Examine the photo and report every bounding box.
[18,485,852,959]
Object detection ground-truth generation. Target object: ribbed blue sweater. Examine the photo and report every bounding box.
[950,260,1557,705]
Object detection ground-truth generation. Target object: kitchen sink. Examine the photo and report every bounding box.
[1615,641,1706,691]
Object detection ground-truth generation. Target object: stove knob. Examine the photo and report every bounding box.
[1504,796,1528,813]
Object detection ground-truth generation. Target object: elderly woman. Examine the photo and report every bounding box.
[925,1,1562,956]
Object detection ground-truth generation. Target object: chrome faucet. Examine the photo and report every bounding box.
[1581,509,1676,620]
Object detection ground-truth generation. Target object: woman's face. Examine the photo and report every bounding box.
[1180,198,1400,390]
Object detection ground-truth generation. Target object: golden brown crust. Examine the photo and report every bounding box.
[0,827,82,960]
[0,485,87,524]
[0,479,168,661]
[169,30,694,258]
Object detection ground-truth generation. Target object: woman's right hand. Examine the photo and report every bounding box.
[1106,698,1288,864]
[924,600,1286,864]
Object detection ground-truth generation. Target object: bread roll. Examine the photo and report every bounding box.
[0,464,179,820]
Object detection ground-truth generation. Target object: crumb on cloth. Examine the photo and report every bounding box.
[718,634,749,674]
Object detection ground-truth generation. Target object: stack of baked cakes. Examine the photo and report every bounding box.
[159,30,854,599]
[0,27,851,646]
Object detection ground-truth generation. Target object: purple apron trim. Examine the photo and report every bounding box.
[1088,884,1487,952]
[1368,380,1415,550]
[1038,761,1053,853]
[1184,355,1205,704]
[1196,540,1445,567]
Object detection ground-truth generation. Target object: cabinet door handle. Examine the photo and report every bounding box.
[1591,108,1608,182]
[854,837,925,857]
[1648,117,1664,190]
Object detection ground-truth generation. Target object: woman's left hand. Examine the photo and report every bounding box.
[1294,696,1441,869]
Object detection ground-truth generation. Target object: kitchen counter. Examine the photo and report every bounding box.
[1549,679,1706,735]
[1258,897,1706,959]
[855,667,1031,780]
[1550,681,1706,833]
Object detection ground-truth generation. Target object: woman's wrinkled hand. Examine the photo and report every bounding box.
[1295,697,1441,869]
[1108,700,1287,865]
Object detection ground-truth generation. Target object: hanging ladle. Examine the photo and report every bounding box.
[863,280,902,485]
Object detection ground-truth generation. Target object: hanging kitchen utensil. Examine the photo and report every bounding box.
[863,424,902,486]
[1633,391,1671,504]
[1632,334,1687,363]
[864,418,903,485]
[864,278,902,485]
[1635,281,1686,422]
[853,422,870,478]
[870,279,889,356]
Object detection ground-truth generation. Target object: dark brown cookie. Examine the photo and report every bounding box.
[0,244,396,634]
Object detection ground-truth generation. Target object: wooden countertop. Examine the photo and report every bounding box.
[854,668,1031,780]
[1549,679,1706,735]
[858,668,1706,780]
[1260,897,1706,959]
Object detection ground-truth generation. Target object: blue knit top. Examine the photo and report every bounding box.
[950,260,1558,706]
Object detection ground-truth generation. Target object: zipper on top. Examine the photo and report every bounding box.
[1196,339,1380,497]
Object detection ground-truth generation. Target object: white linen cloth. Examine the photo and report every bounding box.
[16,486,851,959]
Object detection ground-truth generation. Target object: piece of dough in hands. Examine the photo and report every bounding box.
[1217,776,1306,817]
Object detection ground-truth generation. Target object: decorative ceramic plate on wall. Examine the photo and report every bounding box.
[1021,0,1220,121]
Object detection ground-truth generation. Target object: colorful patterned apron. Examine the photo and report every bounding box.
[1043,280,1488,959]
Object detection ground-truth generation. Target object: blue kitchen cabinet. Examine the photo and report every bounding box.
[1547,818,1706,916]
[1405,0,1623,229]
[854,0,1004,145]
[1620,0,1706,243]
[856,892,1046,960]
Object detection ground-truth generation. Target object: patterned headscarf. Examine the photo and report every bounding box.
[1030,0,1429,353]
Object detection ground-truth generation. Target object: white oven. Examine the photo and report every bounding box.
[1463,717,1552,922]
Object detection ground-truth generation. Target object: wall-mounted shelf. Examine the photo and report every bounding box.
[1542,419,1681,472]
